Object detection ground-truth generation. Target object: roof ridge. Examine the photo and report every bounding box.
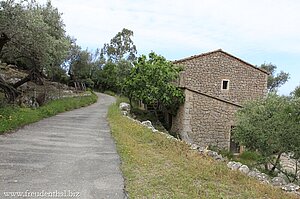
[173,49,269,75]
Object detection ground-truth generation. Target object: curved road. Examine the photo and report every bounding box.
[0,93,125,199]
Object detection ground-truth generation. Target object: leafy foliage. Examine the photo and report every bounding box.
[100,28,137,63]
[0,0,71,101]
[95,28,137,93]
[260,63,290,92]
[291,85,300,98]
[0,0,70,71]
[124,52,185,115]
[233,94,300,181]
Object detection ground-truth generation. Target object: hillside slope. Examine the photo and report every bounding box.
[108,104,298,199]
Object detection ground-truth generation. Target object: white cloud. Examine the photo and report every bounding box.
[38,0,299,53]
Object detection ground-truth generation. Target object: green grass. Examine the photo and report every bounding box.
[108,103,297,199]
[103,90,117,96]
[234,150,263,167]
[0,92,98,133]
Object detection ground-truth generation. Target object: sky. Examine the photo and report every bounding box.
[39,0,299,95]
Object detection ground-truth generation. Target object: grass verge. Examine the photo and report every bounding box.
[0,92,98,133]
[108,102,297,199]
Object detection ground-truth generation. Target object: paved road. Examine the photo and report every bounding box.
[0,93,126,199]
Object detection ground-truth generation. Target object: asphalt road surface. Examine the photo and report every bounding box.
[0,93,126,199]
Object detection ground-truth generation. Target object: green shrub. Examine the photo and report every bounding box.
[239,150,261,161]
[104,90,116,96]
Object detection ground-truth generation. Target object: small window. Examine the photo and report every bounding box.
[222,80,229,90]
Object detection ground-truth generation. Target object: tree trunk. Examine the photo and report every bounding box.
[0,77,19,102]
[13,74,31,88]
[13,67,45,89]
[0,33,10,54]
[292,159,299,183]
[271,153,282,173]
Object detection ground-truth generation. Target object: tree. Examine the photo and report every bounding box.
[124,52,185,116]
[260,63,290,92]
[0,0,71,101]
[97,28,137,93]
[1,0,70,70]
[233,94,300,182]
[68,48,99,88]
[100,28,137,63]
[291,85,300,98]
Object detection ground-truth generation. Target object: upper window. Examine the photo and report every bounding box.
[222,80,229,90]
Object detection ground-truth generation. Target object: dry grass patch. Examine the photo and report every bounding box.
[108,104,297,199]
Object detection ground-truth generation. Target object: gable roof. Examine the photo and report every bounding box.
[173,49,269,75]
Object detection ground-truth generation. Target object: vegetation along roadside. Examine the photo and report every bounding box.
[108,99,297,199]
[0,91,98,134]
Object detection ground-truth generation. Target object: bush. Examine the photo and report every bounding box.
[233,93,300,181]
[239,150,261,161]
[104,90,116,96]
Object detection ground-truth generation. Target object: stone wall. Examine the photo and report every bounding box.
[171,89,193,143]
[175,50,268,105]
[172,50,268,150]
[172,89,239,149]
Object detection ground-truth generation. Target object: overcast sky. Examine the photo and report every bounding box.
[39,0,299,95]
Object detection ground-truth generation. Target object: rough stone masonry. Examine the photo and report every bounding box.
[171,49,268,150]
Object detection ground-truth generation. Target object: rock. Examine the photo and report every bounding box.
[227,161,235,168]
[207,150,218,158]
[0,64,7,69]
[31,101,39,109]
[63,90,73,94]
[141,120,159,133]
[141,120,153,128]
[190,144,199,150]
[239,165,250,174]
[247,170,258,178]
[198,147,206,154]
[8,77,21,84]
[121,111,128,116]
[271,177,287,186]
[281,183,300,192]
[204,149,223,161]
[255,172,270,183]
[227,161,242,170]
[232,162,242,170]
[152,129,159,133]
[246,168,270,183]
[214,154,224,161]
[119,102,130,112]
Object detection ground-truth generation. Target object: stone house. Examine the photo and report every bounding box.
[171,49,268,152]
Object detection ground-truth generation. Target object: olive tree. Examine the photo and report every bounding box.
[233,94,300,182]
[259,63,290,92]
[0,0,71,101]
